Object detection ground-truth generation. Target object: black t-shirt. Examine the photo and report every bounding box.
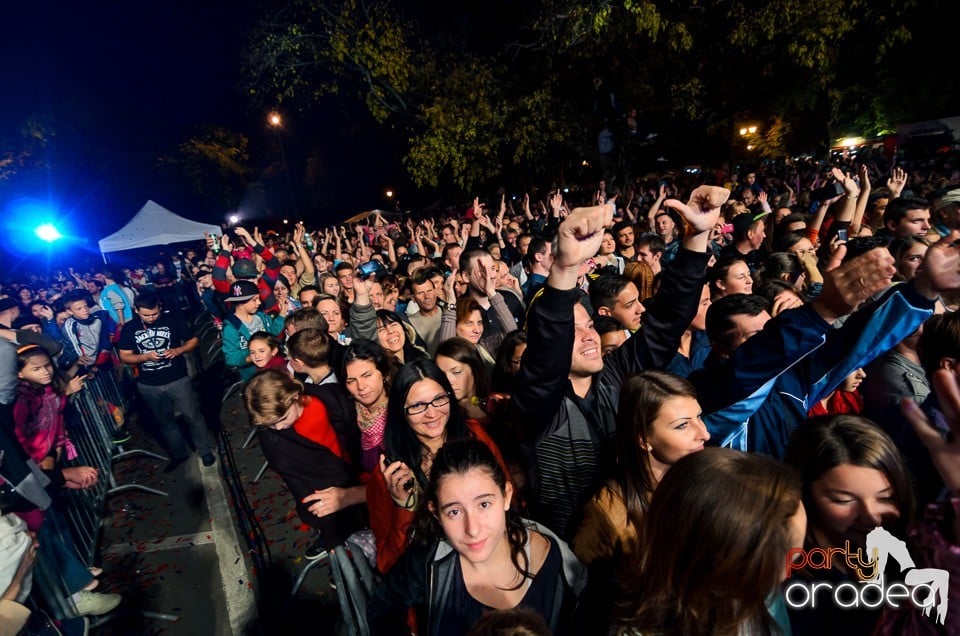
[118,313,192,386]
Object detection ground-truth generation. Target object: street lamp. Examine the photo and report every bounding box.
[268,110,297,216]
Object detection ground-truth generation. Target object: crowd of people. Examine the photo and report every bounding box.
[4,152,960,634]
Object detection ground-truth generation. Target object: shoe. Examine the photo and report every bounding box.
[163,456,188,473]
[72,591,121,616]
[305,538,327,561]
[110,430,132,445]
[201,452,216,467]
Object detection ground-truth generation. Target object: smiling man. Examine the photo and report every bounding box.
[512,186,728,538]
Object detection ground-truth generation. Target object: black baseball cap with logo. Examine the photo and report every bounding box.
[224,280,259,303]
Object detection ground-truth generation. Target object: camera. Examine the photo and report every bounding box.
[810,181,845,202]
[358,260,382,278]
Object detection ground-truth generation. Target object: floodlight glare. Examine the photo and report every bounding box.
[229,214,240,224]
[35,224,62,242]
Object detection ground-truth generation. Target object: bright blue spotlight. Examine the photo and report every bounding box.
[35,224,62,242]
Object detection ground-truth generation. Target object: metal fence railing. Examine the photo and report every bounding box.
[30,359,172,624]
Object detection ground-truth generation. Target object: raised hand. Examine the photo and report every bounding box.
[549,191,563,216]
[443,268,459,303]
[550,202,615,291]
[663,185,730,253]
[476,257,497,298]
[888,166,907,198]
[831,167,860,197]
[812,246,896,322]
[858,164,871,193]
[234,226,253,245]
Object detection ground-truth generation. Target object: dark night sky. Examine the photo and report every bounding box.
[0,2,244,233]
[0,1,406,265]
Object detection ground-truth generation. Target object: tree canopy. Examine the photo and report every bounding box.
[243,0,945,192]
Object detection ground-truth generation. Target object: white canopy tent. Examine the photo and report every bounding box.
[98,200,221,261]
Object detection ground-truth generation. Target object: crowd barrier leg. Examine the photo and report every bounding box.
[240,427,258,449]
[252,460,270,483]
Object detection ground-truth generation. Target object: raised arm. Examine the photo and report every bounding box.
[604,186,725,383]
[851,164,872,235]
[887,166,907,200]
[646,183,668,232]
[512,201,614,432]
[292,223,315,279]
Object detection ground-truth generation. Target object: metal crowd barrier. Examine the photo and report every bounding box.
[29,361,171,624]
[70,365,168,498]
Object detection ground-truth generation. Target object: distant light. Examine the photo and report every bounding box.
[35,224,62,242]
[746,144,754,151]
[581,160,590,167]
[229,214,240,224]
[283,219,289,224]
[839,137,864,147]
[385,190,394,198]
[268,112,282,127]
[739,127,748,136]
[748,126,758,134]
[563,188,570,193]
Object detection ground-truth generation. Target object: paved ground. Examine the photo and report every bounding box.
[82,315,344,635]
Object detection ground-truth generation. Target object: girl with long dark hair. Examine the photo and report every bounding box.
[368,438,585,635]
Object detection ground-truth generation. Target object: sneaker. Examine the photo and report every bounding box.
[201,452,216,467]
[163,456,189,473]
[110,430,132,445]
[304,538,327,561]
[72,591,121,616]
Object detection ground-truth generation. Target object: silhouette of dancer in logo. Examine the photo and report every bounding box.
[866,527,949,625]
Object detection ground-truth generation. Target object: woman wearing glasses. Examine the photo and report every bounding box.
[368,358,510,574]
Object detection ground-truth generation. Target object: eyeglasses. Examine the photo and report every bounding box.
[404,394,452,415]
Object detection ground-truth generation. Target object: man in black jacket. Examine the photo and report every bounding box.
[512,186,729,538]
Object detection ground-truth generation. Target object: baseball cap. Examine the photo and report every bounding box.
[934,187,960,210]
[224,280,259,303]
[232,259,258,279]
[731,210,771,241]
